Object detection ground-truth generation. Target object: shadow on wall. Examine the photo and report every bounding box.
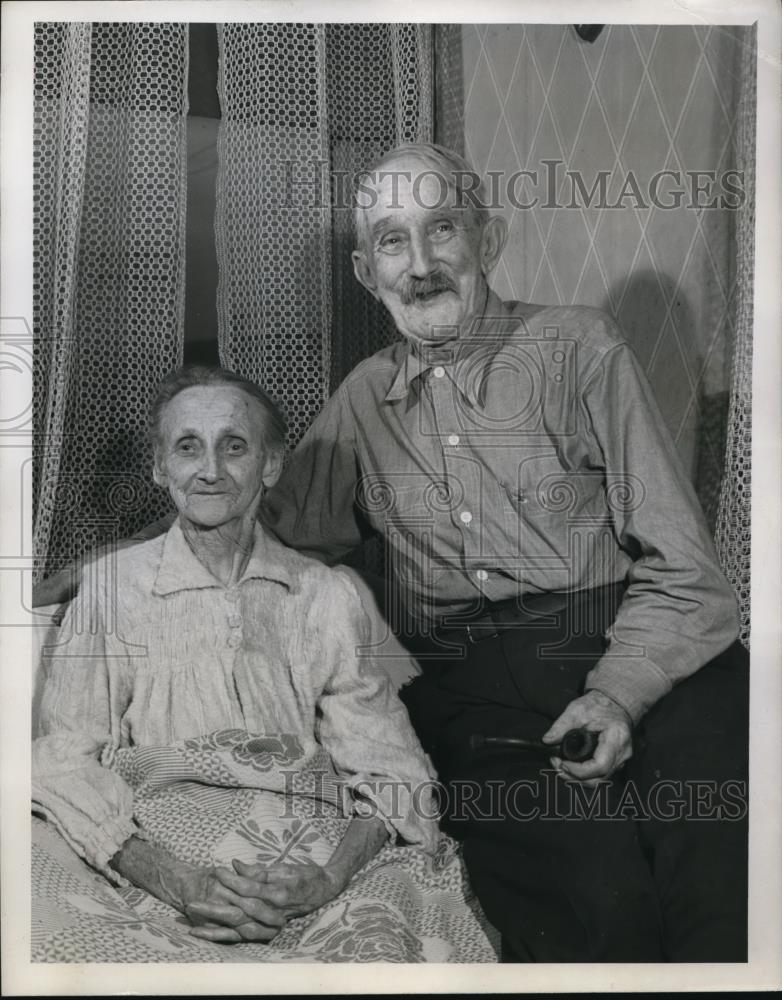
[603,271,727,532]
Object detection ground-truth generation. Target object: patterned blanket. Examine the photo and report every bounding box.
[32,730,500,963]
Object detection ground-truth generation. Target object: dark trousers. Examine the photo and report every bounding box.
[399,585,749,963]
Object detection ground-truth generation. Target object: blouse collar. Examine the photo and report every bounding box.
[152,516,294,596]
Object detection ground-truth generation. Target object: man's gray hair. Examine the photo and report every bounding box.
[353,143,490,252]
[150,365,287,453]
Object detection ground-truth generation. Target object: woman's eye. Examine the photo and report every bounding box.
[177,441,195,454]
[432,220,455,237]
[226,440,246,454]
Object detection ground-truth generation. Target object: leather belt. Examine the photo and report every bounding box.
[433,591,572,645]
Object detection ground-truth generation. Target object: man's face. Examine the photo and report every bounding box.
[352,155,504,344]
[153,385,281,529]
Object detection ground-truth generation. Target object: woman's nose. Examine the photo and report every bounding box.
[197,449,222,481]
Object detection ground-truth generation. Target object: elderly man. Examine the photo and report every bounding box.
[35,144,748,963]
[260,144,748,963]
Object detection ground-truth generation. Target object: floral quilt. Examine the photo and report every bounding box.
[31,729,500,963]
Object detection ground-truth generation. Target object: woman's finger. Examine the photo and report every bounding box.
[214,866,270,897]
[185,900,247,926]
[232,859,271,880]
[189,925,243,943]
[212,869,291,914]
[234,920,283,943]
[190,919,281,943]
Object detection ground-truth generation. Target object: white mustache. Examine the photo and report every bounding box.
[400,274,457,306]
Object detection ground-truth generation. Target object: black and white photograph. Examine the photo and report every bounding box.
[1,0,780,993]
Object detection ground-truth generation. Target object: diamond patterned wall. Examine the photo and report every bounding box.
[437,24,751,528]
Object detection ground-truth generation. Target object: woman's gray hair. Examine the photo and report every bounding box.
[353,143,490,251]
[150,365,287,453]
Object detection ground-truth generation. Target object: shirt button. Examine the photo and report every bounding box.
[476,569,489,582]
[459,511,473,525]
[447,434,460,446]
[433,366,446,378]
[228,614,242,628]
[227,634,242,648]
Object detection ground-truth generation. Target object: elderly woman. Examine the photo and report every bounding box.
[32,366,496,961]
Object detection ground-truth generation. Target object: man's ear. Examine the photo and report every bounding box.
[262,449,284,490]
[479,216,508,276]
[352,249,378,298]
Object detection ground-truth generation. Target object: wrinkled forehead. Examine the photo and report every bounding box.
[159,385,265,436]
[357,154,470,216]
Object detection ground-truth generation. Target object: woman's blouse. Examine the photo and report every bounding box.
[33,520,438,880]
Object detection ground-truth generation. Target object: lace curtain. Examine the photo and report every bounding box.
[33,23,188,579]
[215,24,434,449]
[714,30,755,647]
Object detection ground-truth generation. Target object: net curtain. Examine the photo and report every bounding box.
[33,22,189,580]
[215,24,434,448]
[714,31,755,648]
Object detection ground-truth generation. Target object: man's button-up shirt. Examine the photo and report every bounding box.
[263,293,739,721]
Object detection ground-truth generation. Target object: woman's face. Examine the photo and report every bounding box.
[153,385,281,529]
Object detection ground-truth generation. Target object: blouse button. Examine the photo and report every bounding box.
[228,614,243,628]
[225,589,240,603]
[227,634,242,648]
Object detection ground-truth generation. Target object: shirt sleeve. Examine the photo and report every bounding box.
[32,565,141,884]
[315,570,439,853]
[580,341,740,722]
[261,387,366,564]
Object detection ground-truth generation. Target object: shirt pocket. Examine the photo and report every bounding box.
[500,458,606,522]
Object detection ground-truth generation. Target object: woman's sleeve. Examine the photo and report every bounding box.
[314,571,439,854]
[32,564,140,884]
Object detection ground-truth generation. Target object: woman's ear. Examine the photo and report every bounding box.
[352,249,379,298]
[262,449,284,490]
[479,215,508,276]
[152,450,168,488]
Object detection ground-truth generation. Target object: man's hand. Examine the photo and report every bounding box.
[542,690,633,785]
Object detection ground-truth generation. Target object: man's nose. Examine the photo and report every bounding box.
[407,231,436,278]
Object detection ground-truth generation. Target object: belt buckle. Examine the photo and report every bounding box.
[465,621,499,644]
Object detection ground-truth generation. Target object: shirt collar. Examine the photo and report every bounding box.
[152,517,294,596]
[384,289,523,405]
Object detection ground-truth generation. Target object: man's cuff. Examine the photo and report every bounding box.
[583,654,672,724]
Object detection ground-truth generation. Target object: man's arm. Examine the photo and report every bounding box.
[579,340,739,722]
[261,386,365,563]
[543,336,739,780]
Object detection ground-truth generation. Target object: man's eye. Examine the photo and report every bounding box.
[378,234,404,252]
[432,220,455,238]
